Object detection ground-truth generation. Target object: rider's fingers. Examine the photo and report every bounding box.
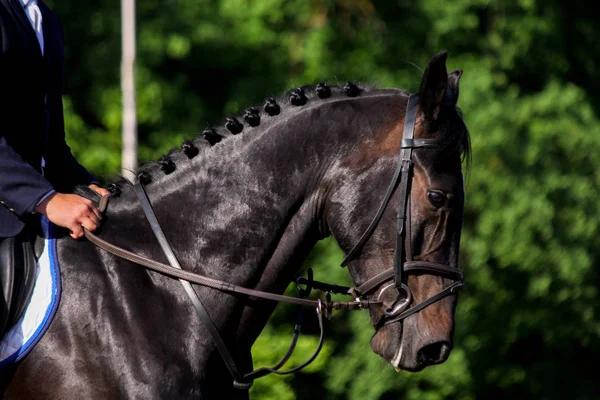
[70,225,84,239]
[81,216,98,233]
[89,203,102,220]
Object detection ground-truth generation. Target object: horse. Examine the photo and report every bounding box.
[1,51,470,399]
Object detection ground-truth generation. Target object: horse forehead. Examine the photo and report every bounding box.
[342,111,427,169]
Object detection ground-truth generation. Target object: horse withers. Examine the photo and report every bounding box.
[2,51,469,399]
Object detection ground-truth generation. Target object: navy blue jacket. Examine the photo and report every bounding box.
[0,0,95,237]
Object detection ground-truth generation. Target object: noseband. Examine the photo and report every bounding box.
[340,94,464,325]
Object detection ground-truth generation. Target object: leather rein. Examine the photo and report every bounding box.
[83,93,464,389]
[86,191,368,389]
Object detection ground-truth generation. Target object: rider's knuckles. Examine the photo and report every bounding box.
[74,203,92,218]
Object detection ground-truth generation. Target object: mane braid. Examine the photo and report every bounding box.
[316,83,331,98]
[263,98,280,116]
[244,108,260,127]
[107,183,121,197]
[106,82,417,194]
[158,156,176,174]
[289,88,307,106]
[202,129,222,146]
[225,118,243,134]
[182,140,200,158]
[343,82,360,97]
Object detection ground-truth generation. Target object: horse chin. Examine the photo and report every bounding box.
[370,322,452,373]
[370,322,406,369]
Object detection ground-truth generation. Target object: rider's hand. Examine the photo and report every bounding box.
[35,193,102,239]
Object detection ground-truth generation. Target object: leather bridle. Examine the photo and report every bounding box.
[340,93,464,326]
[83,93,464,389]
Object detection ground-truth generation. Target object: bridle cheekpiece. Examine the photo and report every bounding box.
[340,94,464,324]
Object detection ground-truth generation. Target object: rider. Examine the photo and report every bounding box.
[0,0,109,337]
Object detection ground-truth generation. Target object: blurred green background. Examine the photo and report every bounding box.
[47,0,600,398]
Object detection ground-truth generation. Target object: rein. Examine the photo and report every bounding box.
[87,195,376,312]
[85,191,377,390]
[83,93,464,389]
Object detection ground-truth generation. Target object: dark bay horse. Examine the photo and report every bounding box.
[2,51,469,399]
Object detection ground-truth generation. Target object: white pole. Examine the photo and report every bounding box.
[121,0,137,181]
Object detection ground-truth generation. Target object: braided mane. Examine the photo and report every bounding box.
[105,81,469,197]
[107,82,370,196]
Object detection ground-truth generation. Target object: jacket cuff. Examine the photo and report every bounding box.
[35,189,56,207]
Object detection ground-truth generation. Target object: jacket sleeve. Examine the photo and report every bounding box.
[42,95,97,192]
[0,136,54,217]
[41,15,96,192]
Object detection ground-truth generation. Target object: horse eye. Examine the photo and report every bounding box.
[427,190,447,207]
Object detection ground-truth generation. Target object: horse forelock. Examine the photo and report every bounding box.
[436,102,472,172]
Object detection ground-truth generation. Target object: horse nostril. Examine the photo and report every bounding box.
[417,341,451,364]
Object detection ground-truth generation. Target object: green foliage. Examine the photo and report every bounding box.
[47,0,600,398]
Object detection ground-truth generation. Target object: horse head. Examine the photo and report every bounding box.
[326,51,469,372]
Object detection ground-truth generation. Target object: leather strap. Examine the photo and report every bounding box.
[400,139,439,148]
[84,224,376,311]
[340,144,405,266]
[132,182,247,386]
[295,276,352,296]
[403,261,463,280]
[405,196,413,262]
[85,191,377,389]
[355,269,395,295]
[242,300,326,382]
[354,261,463,324]
[393,94,419,289]
[380,281,464,327]
[87,195,376,311]
[341,95,434,267]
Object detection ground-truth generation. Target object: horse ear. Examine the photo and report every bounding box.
[418,51,448,121]
[444,69,462,105]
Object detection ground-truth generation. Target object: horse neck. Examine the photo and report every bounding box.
[104,95,382,292]
[91,91,404,378]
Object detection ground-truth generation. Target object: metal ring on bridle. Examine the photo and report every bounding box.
[378,282,412,317]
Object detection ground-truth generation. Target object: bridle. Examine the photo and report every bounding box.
[340,93,464,326]
[82,93,464,389]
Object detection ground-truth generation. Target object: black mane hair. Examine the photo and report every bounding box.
[101,82,470,196]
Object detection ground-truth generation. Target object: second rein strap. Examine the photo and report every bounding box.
[84,187,374,388]
[133,182,247,387]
